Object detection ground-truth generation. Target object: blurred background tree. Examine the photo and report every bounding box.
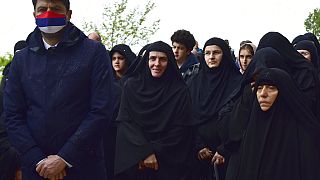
[305,8,320,40]
[0,53,13,78]
[83,0,160,50]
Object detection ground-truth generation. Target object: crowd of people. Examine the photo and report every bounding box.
[1,0,320,180]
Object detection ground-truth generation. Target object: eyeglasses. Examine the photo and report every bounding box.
[204,50,222,56]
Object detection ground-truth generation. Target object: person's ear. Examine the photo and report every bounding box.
[33,11,36,18]
[66,10,72,21]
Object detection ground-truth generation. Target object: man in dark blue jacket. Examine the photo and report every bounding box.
[4,0,114,179]
[171,29,198,81]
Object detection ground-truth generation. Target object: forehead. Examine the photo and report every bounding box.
[149,51,167,58]
[35,0,66,8]
[240,49,252,55]
[205,45,222,51]
[172,42,187,48]
[112,52,124,57]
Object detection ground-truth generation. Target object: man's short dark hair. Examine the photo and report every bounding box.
[32,0,70,10]
[171,29,196,51]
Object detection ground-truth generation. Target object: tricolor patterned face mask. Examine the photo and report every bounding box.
[36,11,67,34]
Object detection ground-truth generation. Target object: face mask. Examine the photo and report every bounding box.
[36,11,67,34]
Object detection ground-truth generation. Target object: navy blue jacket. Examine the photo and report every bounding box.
[4,23,114,179]
[179,53,198,81]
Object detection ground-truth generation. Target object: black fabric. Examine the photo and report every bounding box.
[256,32,320,119]
[115,41,195,179]
[120,44,150,86]
[292,33,320,71]
[187,37,242,180]
[110,44,136,73]
[237,68,320,180]
[294,40,319,68]
[13,40,27,53]
[294,39,320,80]
[188,37,242,127]
[304,32,320,58]
[223,47,303,180]
[257,32,315,91]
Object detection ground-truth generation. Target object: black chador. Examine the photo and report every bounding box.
[115,41,195,180]
[237,68,320,180]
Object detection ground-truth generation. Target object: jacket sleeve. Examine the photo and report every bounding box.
[58,44,115,166]
[4,54,46,167]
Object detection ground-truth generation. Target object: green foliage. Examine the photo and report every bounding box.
[305,8,320,40]
[0,53,13,78]
[83,0,160,49]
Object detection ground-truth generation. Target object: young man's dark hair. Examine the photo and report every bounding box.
[171,29,196,51]
[32,0,70,10]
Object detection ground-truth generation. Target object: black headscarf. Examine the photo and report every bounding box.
[119,44,150,87]
[257,32,315,89]
[110,44,136,78]
[304,32,320,57]
[293,33,320,67]
[115,41,194,175]
[256,32,320,118]
[237,68,320,180]
[227,47,288,139]
[188,37,242,126]
[222,48,308,179]
[294,40,319,69]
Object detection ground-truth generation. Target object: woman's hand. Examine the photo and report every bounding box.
[211,151,225,165]
[198,148,213,160]
[139,153,159,171]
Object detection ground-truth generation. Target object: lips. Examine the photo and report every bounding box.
[152,68,161,73]
[259,101,270,105]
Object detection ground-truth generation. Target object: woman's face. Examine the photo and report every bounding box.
[112,52,127,74]
[239,49,253,71]
[297,50,312,62]
[256,84,279,111]
[204,45,223,68]
[148,51,168,78]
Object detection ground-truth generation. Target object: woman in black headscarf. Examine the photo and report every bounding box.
[219,33,318,180]
[237,68,320,180]
[256,31,320,119]
[114,41,195,180]
[104,44,136,180]
[294,40,320,79]
[110,44,136,80]
[221,47,289,180]
[187,37,242,180]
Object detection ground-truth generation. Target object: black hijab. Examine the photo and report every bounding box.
[257,32,316,89]
[110,44,136,78]
[227,47,288,139]
[292,32,320,69]
[304,32,320,57]
[294,40,319,69]
[120,41,192,129]
[120,44,150,86]
[115,41,194,175]
[256,32,320,118]
[188,37,242,125]
[237,68,320,180]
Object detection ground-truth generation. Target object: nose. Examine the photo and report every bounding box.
[260,86,268,97]
[209,53,215,59]
[154,59,160,66]
[173,47,178,54]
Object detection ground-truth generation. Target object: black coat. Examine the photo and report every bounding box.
[4,23,115,179]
